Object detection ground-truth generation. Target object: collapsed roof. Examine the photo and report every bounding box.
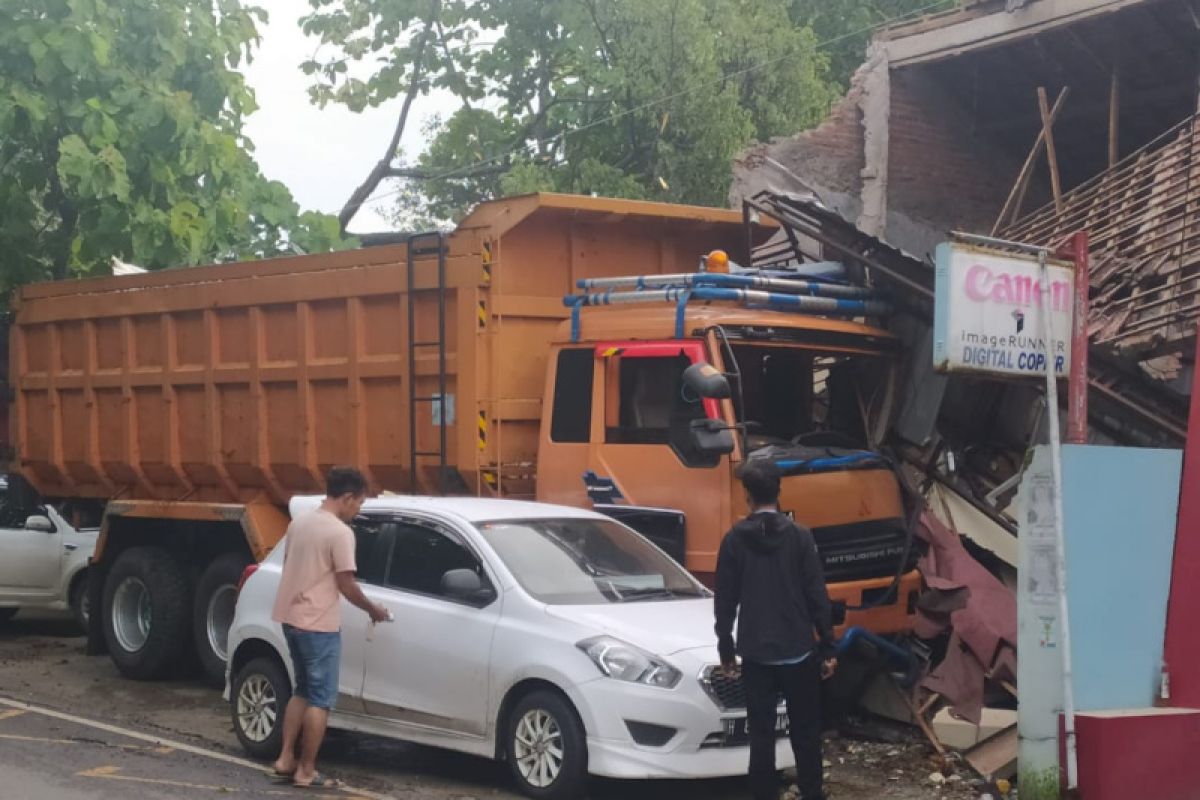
[732,0,1200,396]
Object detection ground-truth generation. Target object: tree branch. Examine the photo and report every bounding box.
[382,164,509,180]
[337,0,439,232]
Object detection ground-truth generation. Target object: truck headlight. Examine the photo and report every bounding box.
[577,636,681,689]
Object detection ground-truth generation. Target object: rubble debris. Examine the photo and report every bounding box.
[933,708,1019,750]
[963,726,1018,782]
[915,511,1017,725]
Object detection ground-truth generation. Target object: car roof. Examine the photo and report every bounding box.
[288,494,608,524]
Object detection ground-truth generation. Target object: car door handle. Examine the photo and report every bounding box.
[64,544,78,552]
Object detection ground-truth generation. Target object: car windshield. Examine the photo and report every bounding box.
[476,517,709,605]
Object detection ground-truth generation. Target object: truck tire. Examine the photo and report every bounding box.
[231,655,291,760]
[103,547,190,680]
[70,571,91,632]
[193,553,251,687]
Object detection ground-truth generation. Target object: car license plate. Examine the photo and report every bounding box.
[723,712,789,746]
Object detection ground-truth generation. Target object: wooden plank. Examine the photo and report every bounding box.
[1110,69,1121,168]
[992,87,1069,235]
[1039,87,1065,214]
[964,725,1018,781]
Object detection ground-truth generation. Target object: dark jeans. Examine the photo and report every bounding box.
[743,657,823,800]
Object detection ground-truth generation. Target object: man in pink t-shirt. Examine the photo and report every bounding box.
[270,467,387,789]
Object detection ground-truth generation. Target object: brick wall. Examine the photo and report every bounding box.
[886,66,1030,247]
[728,67,867,224]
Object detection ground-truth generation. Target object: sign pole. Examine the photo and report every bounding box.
[1036,247,1079,791]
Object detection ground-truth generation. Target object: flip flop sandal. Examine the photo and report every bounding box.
[293,773,342,790]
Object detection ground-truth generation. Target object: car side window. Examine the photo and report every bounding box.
[0,477,39,529]
[385,522,490,601]
[351,517,394,586]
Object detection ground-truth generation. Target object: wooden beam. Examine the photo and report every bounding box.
[1109,68,1121,168]
[992,87,1069,234]
[1039,86,1065,214]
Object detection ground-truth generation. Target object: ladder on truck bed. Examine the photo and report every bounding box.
[406,231,456,493]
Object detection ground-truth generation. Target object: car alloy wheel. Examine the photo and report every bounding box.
[236,672,278,743]
[513,708,564,788]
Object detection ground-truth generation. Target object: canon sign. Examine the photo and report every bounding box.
[933,243,1075,378]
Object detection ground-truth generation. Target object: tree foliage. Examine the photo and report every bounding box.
[0,0,350,293]
[789,0,956,86]
[303,0,842,223]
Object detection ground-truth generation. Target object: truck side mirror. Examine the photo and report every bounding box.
[682,362,731,399]
[24,514,54,533]
[689,418,735,455]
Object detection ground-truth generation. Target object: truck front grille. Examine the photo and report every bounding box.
[810,517,918,583]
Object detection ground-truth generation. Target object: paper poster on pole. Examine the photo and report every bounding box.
[933,243,1075,378]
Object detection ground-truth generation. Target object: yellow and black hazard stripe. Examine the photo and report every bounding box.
[481,240,493,285]
[477,410,488,453]
[478,298,487,329]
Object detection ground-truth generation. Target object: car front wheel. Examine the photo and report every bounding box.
[505,689,587,800]
[231,655,291,760]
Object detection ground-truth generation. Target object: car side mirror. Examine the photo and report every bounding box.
[441,568,496,606]
[682,363,731,399]
[25,515,54,533]
[689,418,735,455]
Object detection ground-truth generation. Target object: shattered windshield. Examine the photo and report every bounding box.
[727,344,893,452]
[476,517,709,605]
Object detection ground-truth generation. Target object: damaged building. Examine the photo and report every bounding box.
[730,0,1200,767]
[734,0,1199,512]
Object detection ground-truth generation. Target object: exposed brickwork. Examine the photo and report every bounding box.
[729,64,869,223]
[886,66,1027,240]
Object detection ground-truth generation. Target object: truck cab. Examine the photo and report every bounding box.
[537,303,920,635]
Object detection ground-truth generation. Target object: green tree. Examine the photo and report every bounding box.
[0,0,349,294]
[303,0,839,224]
[789,0,956,87]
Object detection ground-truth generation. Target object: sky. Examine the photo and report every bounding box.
[243,0,458,231]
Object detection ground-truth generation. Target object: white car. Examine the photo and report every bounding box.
[226,496,793,799]
[0,477,99,629]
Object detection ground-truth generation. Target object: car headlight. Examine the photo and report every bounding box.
[576,636,681,689]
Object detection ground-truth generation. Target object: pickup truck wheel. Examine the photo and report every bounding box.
[505,689,588,800]
[231,656,291,760]
[103,547,190,679]
[0,608,16,625]
[193,553,251,687]
[70,573,90,631]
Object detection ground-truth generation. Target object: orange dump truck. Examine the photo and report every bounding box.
[10,193,919,683]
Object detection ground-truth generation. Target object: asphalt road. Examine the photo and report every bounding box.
[0,610,975,800]
[0,695,386,799]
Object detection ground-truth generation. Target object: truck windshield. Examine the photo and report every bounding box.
[727,344,892,452]
[476,517,709,605]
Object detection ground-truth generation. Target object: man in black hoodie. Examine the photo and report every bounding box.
[715,459,836,800]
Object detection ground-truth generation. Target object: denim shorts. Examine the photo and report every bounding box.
[282,624,341,710]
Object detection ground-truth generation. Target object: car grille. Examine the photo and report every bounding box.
[700,666,747,710]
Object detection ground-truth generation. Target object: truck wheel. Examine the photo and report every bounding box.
[231,655,291,760]
[505,689,588,800]
[103,547,190,680]
[193,553,251,687]
[70,572,91,632]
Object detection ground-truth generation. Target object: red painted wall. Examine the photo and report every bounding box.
[1163,331,1200,707]
[1063,711,1200,800]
